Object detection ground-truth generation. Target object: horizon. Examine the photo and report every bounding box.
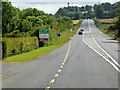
[9,0,120,15]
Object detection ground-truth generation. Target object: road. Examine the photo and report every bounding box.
[2,19,119,89]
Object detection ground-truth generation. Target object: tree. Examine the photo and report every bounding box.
[93,4,104,19]
[85,5,92,11]
[86,10,95,19]
[81,6,85,12]
[116,7,120,37]
[6,23,10,33]
[101,2,112,11]
[2,2,19,34]
[22,19,32,32]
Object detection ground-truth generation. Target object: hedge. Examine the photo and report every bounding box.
[2,36,38,57]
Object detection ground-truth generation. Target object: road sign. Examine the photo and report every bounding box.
[39,29,49,41]
[55,26,60,32]
[39,33,49,38]
[39,29,49,33]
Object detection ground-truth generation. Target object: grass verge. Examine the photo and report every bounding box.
[2,20,83,64]
[94,18,120,42]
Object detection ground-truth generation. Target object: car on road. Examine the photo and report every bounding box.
[78,31,83,35]
[78,29,84,35]
[80,29,84,31]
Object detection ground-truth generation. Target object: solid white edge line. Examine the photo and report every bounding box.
[82,19,120,73]
[92,36,120,67]
[88,19,120,68]
[82,38,120,73]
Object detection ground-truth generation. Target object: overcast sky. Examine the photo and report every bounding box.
[9,0,120,15]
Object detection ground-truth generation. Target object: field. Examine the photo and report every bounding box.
[98,19,113,23]
[72,20,80,24]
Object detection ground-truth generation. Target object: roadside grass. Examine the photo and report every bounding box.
[2,20,82,64]
[95,18,120,41]
[98,24,114,34]
[95,18,120,42]
[2,45,60,64]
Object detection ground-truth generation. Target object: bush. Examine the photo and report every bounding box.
[93,18,101,27]
[2,36,38,57]
[48,29,58,45]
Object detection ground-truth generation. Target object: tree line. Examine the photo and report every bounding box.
[2,2,73,37]
[2,1,120,38]
[55,2,120,19]
[115,6,120,37]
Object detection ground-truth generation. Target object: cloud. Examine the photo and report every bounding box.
[10,0,119,15]
[102,0,120,3]
[11,2,86,14]
[9,0,101,2]
[9,0,119,3]
[32,3,65,14]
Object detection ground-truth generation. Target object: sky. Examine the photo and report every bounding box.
[9,0,120,15]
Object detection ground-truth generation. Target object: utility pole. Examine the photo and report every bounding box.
[67,3,70,7]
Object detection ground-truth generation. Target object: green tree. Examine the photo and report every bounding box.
[22,19,32,32]
[85,5,92,11]
[116,7,120,37]
[6,23,11,33]
[93,4,104,19]
[2,2,19,34]
[101,2,112,11]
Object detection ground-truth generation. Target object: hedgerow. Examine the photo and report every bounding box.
[2,37,38,57]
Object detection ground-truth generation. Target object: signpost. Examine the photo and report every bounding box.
[39,29,49,42]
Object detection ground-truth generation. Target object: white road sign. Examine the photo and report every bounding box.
[39,33,49,38]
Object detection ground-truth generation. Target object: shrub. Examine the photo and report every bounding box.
[2,36,38,57]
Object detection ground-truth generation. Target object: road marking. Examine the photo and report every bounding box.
[60,66,63,68]
[82,39,120,73]
[62,63,65,65]
[82,19,120,73]
[58,69,62,72]
[63,61,66,63]
[54,74,59,77]
[64,41,71,60]
[45,86,50,90]
[92,36,120,68]
[45,36,72,89]
[88,20,120,68]
[64,58,68,61]
[64,57,67,60]
[50,79,55,84]
[100,31,103,34]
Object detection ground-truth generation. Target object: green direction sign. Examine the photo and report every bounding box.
[39,29,49,33]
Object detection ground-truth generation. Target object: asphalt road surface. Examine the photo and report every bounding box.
[2,19,119,89]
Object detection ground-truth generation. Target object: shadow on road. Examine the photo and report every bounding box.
[115,50,120,52]
[107,38,115,40]
[102,41,120,44]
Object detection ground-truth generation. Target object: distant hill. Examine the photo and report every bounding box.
[54,2,120,20]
